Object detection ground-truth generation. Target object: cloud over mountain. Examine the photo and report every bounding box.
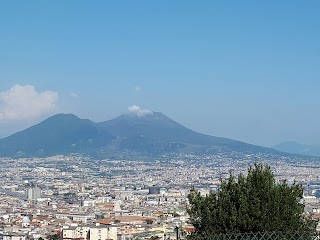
[128,105,153,117]
[0,85,59,121]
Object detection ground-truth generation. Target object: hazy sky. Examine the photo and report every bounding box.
[1,1,320,147]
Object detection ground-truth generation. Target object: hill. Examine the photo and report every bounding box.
[273,141,320,157]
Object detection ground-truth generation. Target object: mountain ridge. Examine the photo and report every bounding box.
[0,112,284,158]
[273,141,320,157]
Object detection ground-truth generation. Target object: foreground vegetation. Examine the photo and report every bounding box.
[187,164,316,238]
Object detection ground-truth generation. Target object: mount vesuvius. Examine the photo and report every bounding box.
[0,112,281,158]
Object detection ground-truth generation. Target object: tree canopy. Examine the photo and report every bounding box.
[46,234,60,240]
[187,164,315,238]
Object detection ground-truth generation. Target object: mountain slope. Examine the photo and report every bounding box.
[98,112,275,154]
[0,114,114,157]
[0,112,281,158]
[273,141,320,157]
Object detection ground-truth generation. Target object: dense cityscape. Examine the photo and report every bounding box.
[1,152,320,240]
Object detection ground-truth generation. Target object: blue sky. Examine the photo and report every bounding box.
[0,1,319,146]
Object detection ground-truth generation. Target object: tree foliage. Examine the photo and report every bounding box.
[187,164,315,237]
[46,234,61,240]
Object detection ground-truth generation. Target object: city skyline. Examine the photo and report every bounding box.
[1,1,320,147]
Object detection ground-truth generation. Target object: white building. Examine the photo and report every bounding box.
[90,223,117,240]
[22,216,30,227]
[27,187,41,200]
[1,234,28,240]
[56,213,94,224]
[302,195,319,204]
[83,200,95,207]
[63,225,90,239]
[62,223,117,240]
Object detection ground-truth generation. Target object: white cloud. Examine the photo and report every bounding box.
[135,86,142,92]
[128,105,153,117]
[0,85,59,121]
[70,92,79,99]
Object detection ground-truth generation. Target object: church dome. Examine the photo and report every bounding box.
[22,216,30,223]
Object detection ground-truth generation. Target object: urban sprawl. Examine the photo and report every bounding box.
[1,153,320,240]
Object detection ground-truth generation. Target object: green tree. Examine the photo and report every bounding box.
[146,219,154,225]
[150,236,160,240]
[187,164,315,238]
[95,214,105,219]
[46,234,61,240]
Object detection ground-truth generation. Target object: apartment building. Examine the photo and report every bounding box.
[62,223,117,240]
[90,223,117,240]
[63,225,90,239]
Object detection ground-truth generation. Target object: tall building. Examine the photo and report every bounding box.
[27,187,41,200]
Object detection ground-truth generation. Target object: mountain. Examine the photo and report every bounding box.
[0,112,280,158]
[0,114,114,157]
[97,112,274,154]
[273,141,320,157]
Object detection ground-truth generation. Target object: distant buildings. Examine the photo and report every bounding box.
[0,155,320,239]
